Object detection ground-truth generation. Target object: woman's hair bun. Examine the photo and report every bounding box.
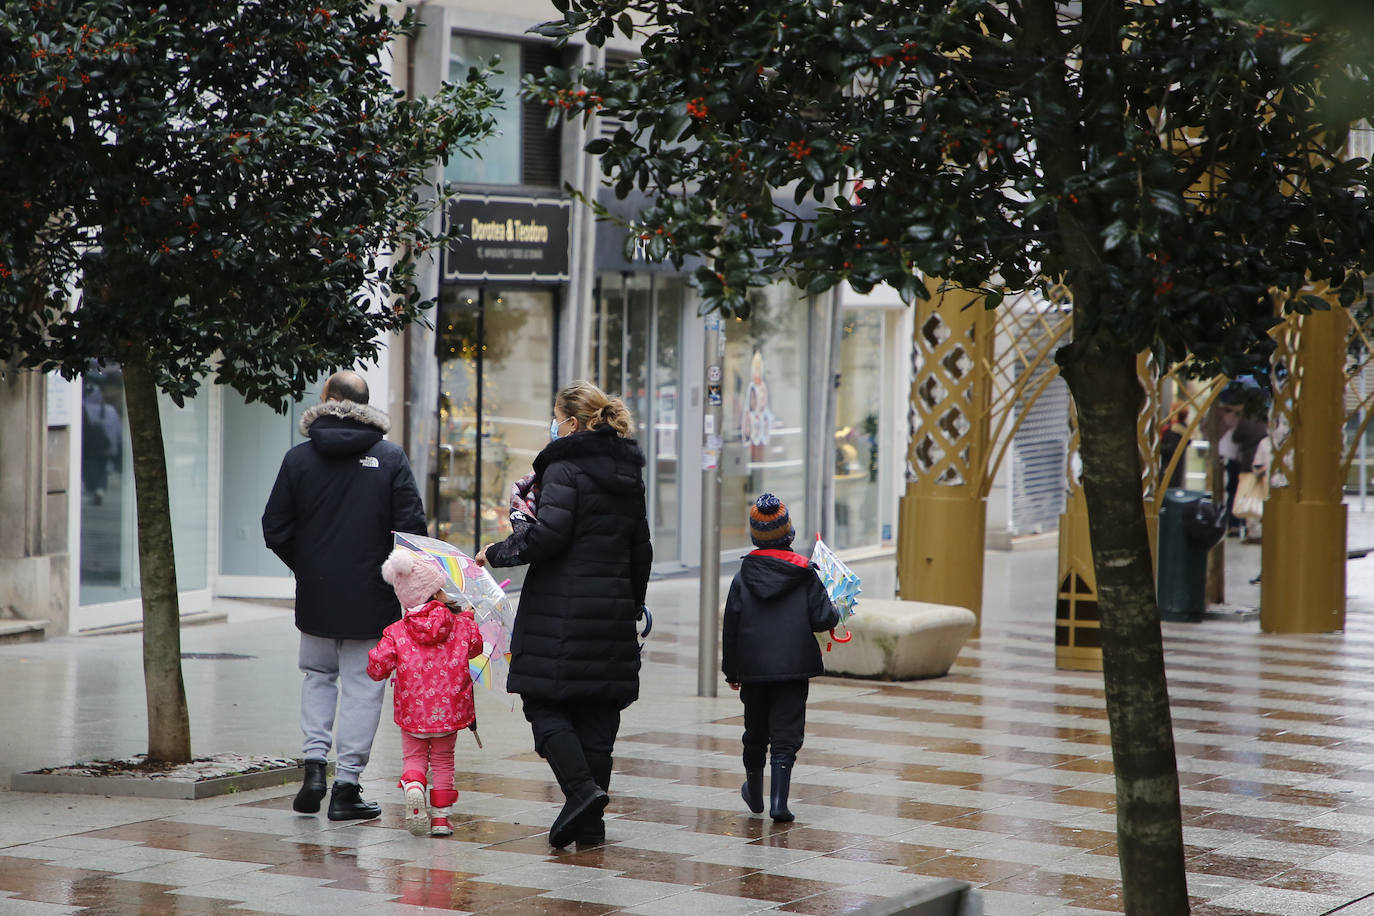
[556,380,634,437]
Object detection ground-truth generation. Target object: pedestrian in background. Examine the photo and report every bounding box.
[476,380,652,848]
[262,370,427,821]
[1159,403,1190,489]
[1213,382,1269,535]
[722,493,839,823]
[370,547,484,837]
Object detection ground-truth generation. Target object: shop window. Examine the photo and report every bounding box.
[434,286,557,590]
[446,36,562,188]
[720,287,811,552]
[220,382,323,578]
[592,272,685,565]
[833,310,885,549]
[79,364,208,605]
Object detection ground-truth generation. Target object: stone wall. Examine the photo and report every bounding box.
[0,371,71,634]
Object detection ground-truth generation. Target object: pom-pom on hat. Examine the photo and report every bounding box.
[749,493,794,548]
[380,547,449,610]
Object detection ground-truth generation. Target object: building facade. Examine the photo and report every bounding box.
[13,0,1061,636]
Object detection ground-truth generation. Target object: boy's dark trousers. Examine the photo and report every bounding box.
[739,680,809,768]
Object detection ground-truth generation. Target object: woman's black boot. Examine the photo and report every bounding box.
[576,753,613,844]
[769,763,794,822]
[544,733,608,847]
[741,769,765,814]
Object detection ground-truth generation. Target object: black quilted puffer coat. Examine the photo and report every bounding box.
[261,400,427,640]
[483,426,653,708]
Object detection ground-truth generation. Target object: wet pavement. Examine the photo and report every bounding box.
[3,519,1374,914]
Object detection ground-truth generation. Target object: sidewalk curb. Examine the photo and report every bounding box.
[10,758,302,800]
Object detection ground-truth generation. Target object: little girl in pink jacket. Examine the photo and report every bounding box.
[369,548,484,837]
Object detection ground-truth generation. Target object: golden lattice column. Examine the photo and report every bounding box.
[1056,355,1167,670]
[1138,354,1163,564]
[897,285,993,634]
[1055,406,1101,669]
[1261,300,1347,633]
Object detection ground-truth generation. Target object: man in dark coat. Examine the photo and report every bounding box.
[479,384,652,848]
[262,370,426,821]
[722,493,840,823]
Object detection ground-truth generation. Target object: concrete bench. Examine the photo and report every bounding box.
[823,599,976,680]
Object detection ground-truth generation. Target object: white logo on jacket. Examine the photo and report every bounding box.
[359,456,379,468]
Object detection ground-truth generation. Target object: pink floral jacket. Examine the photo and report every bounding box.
[367,600,484,735]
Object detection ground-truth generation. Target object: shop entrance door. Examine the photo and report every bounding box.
[593,273,684,565]
[433,286,557,589]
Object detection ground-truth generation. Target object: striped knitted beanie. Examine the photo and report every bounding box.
[749,493,794,548]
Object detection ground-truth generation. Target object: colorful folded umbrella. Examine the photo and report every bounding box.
[812,534,861,645]
[393,531,514,691]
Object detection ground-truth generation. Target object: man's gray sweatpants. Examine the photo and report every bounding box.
[298,633,387,784]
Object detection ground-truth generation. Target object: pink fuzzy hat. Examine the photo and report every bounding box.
[380,548,449,610]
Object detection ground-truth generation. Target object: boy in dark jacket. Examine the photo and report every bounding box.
[722,493,840,822]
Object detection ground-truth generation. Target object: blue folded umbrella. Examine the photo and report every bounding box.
[811,535,861,642]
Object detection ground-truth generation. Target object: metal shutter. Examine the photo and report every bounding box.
[1009,344,1070,537]
[522,44,563,187]
[599,55,633,142]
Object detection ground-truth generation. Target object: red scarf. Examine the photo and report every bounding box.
[748,548,809,568]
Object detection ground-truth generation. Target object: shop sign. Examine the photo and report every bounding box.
[445,193,570,282]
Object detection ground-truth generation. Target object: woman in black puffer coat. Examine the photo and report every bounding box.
[477,380,652,849]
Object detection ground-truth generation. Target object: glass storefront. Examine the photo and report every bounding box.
[593,273,684,563]
[67,280,886,619]
[434,286,557,588]
[833,309,886,549]
[719,285,812,552]
[78,364,209,605]
[650,283,683,562]
[220,381,324,578]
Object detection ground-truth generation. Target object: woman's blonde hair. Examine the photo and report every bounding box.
[557,380,634,438]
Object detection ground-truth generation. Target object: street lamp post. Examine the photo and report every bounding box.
[698,315,725,697]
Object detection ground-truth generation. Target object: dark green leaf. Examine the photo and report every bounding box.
[1102,220,1131,251]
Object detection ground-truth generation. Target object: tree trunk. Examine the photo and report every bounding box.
[122,357,192,763]
[1061,347,1189,915]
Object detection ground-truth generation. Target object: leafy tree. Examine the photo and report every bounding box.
[1229,1,1374,96]
[1237,0,1374,43]
[529,0,1374,910]
[0,1,497,763]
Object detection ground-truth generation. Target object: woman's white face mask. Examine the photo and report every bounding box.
[550,416,571,440]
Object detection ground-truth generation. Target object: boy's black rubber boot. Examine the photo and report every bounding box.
[741,768,765,814]
[769,763,795,823]
[292,759,328,814]
[327,781,382,821]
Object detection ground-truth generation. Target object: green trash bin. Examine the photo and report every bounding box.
[1157,488,1225,622]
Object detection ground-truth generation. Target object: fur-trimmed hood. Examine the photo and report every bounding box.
[300,400,392,459]
[299,399,391,436]
[532,425,645,496]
